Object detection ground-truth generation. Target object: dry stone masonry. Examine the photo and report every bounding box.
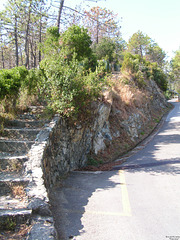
[0,107,57,239]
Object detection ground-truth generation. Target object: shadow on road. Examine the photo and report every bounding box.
[49,171,120,240]
[49,102,180,239]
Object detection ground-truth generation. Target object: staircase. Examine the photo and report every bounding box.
[0,107,50,237]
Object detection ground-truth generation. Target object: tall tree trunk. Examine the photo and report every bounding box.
[57,0,64,33]
[96,21,99,44]
[14,16,19,66]
[1,48,5,69]
[34,43,37,68]
[20,46,23,65]
[25,1,32,68]
[39,16,42,64]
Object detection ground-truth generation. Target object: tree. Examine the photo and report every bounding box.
[57,0,64,33]
[60,25,93,62]
[171,49,180,81]
[84,6,121,44]
[127,31,151,57]
[127,31,166,68]
[122,52,168,91]
[41,26,60,56]
[92,37,115,62]
[1,0,23,67]
[0,0,49,69]
[146,42,166,67]
[170,49,180,92]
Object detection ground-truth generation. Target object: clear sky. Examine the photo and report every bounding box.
[1,0,179,60]
[69,0,180,60]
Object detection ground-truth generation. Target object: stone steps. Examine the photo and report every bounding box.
[0,109,48,232]
[2,128,40,141]
[0,154,28,172]
[0,140,35,154]
[0,195,28,209]
[0,172,30,197]
[4,119,48,129]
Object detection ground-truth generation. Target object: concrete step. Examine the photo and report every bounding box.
[0,154,28,173]
[1,128,40,141]
[0,140,34,154]
[18,113,39,120]
[0,172,30,197]
[4,119,48,129]
[0,208,32,230]
[0,195,28,209]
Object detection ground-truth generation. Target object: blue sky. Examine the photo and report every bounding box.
[72,0,180,60]
[1,0,179,59]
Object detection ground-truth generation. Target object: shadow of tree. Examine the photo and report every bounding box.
[49,171,120,240]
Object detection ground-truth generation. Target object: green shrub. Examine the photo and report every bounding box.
[0,66,29,114]
[121,52,167,91]
[0,66,28,101]
[121,53,141,73]
[40,53,107,117]
[151,63,168,91]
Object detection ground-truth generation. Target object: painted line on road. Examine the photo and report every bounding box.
[66,171,132,217]
[119,170,132,217]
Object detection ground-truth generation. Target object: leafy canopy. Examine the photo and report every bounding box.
[60,25,93,61]
[127,31,166,68]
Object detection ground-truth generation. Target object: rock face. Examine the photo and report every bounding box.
[41,76,169,188]
[42,101,113,189]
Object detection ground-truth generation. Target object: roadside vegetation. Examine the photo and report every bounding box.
[0,1,179,127]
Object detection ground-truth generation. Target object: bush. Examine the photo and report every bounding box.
[121,52,167,91]
[61,25,93,62]
[151,63,168,91]
[40,53,108,117]
[0,66,28,101]
[121,53,141,73]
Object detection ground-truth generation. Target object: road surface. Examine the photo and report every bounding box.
[50,100,180,240]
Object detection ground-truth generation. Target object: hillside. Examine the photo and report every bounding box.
[89,72,170,166]
[33,71,171,184]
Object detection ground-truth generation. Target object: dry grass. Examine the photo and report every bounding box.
[12,185,26,199]
[0,224,31,240]
[17,89,38,112]
[111,73,148,120]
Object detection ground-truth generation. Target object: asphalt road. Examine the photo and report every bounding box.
[50,100,180,240]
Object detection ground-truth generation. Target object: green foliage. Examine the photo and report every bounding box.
[122,53,141,73]
[127,31,166,68]
[0,66,28,101]
[0,25,109,119]
[121,52,167,91]
[128,31,151,57]
[40,52,107,117]
[37,25,108,118]
[87,157,103,166]
[164,90,173,100]
[92,37,116,62]
[61,25,94,62]
[40,26,60,55]
[171,49,180,80]
[151,63,168,91]
[146,43,166,67]
[1,217,16,230]
[92,37,126,71]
